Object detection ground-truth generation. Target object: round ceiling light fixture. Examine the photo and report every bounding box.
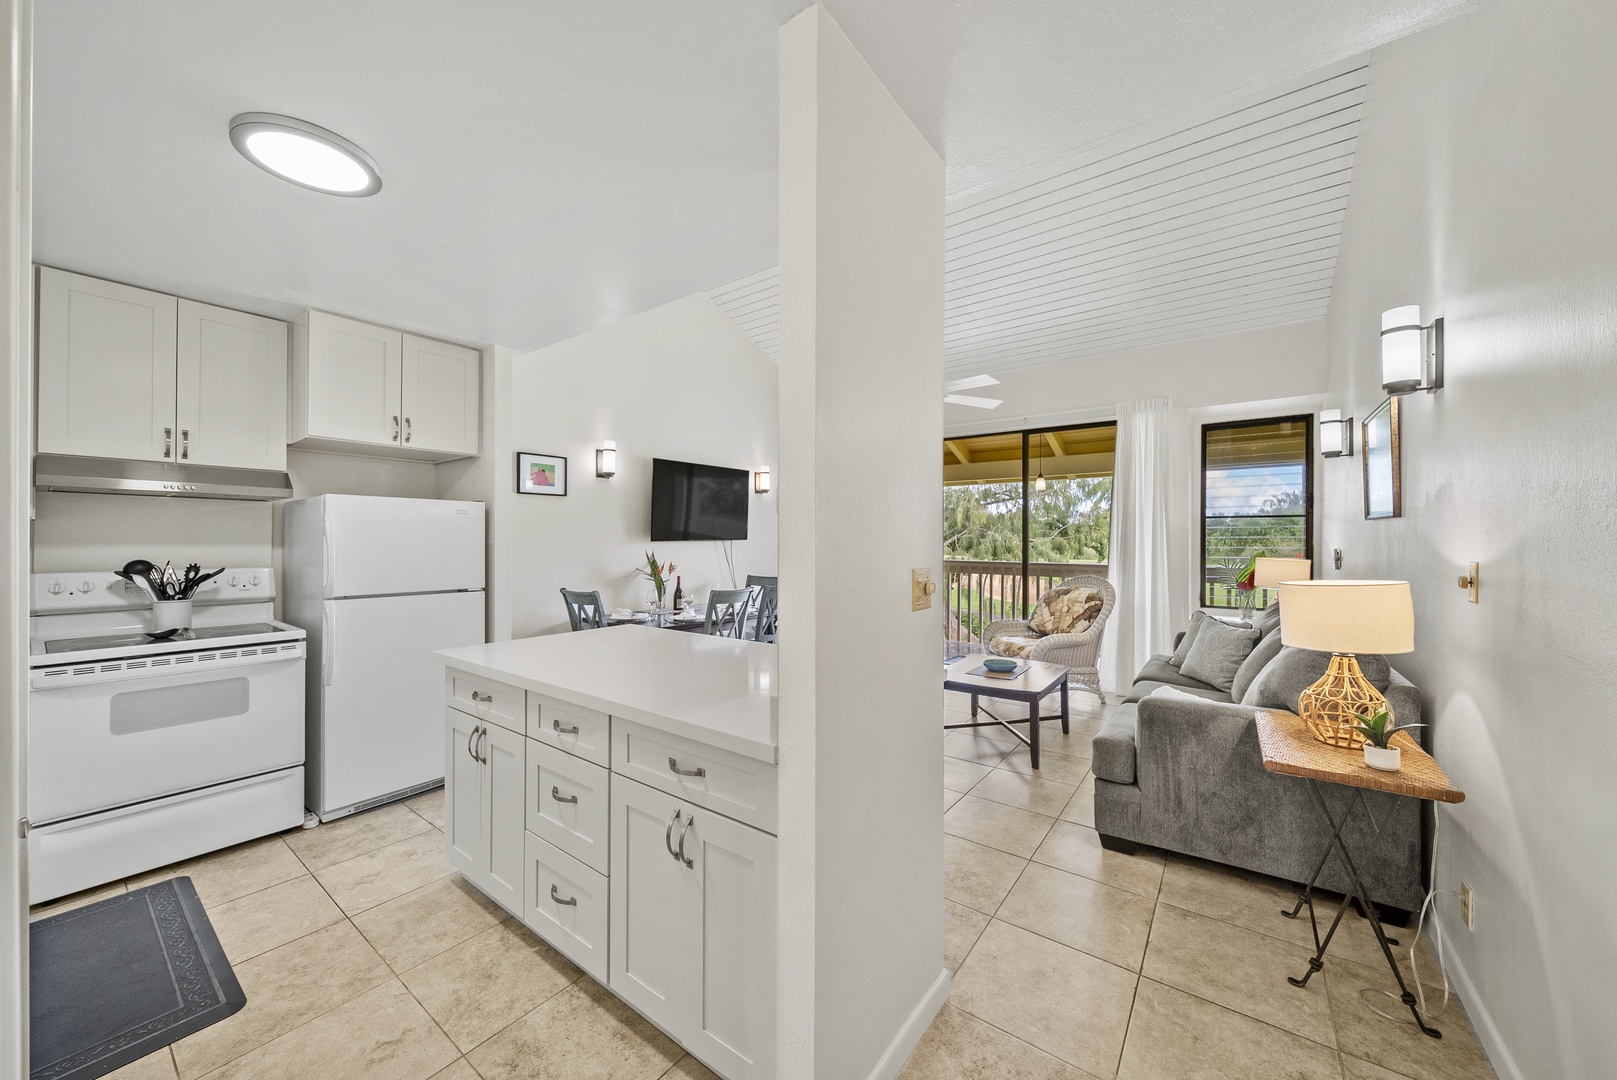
[229,113,382,197]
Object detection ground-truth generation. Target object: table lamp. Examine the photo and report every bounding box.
[1253,557,1311,591]
[1275,580,1414,747]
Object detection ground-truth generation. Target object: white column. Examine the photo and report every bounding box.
[776,6,946,1079]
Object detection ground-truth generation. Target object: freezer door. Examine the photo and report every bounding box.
[315,590,485,817]
[322,494,484,597]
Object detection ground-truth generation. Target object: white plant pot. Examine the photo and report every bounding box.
[1363,744,1402,772]
[149,599,194,632]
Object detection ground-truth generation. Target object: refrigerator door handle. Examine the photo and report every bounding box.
[322,600,336,687]
[322,505,335,599]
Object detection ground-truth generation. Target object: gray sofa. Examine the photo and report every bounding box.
[1091,637,1426,918]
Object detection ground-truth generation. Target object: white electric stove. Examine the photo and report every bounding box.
[26,568,307,904]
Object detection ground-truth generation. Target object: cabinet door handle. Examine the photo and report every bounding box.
[466,725,481,763]
[470,691,491,703]
[477,727,488,764]
[665,809,682,861]
[163,427,173,458]
[552,718,579,736]
[180,429,189,459]
[550,785,578,805]
[550,884,577,907]
[676,814,695,869]
[404,416,412,443]
[392,415,401,442]
[668,757,706,779]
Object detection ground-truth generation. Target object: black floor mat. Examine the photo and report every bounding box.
[30,877,245,1080]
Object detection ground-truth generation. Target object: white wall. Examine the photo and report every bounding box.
[505,292,778,639]
[776,7,946,1078]
[945,320,1328,682]
[1319,3,1617,1076]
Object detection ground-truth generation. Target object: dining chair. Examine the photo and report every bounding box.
[752,584,778,643]
[560,588,607,631]
[704,588,753,638]
[744,574,777,590]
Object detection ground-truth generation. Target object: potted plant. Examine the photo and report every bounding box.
[636,551,676,610]
[1352,708,1424,772]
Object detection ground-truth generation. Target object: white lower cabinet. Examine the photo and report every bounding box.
[524,831,609,982]
[443,708,526,914]
[610,775,776,1080]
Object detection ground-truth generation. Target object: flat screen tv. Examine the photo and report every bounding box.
[650,458,749,541]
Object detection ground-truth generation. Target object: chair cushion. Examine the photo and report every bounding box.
[1240,646,1392,711]
[988,633,1042,659]
[1180,620,1262,692]
[1134,656,1221,692]
[1229,630,1286,704]
[1029,586,1105,637]
[1091,706,1138,784]
[1121,680,1232,705]
[1168,611,1210,667]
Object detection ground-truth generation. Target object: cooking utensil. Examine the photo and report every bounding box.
[121,560,167,600]
[143,628,182,641]
[113,570,159,602]
[182,567,225,599]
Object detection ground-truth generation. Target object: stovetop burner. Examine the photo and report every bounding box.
[43,622,282,654]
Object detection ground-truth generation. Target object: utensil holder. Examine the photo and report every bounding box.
[149,599,194,632]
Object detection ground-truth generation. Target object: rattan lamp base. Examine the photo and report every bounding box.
[1297,653,1388,748]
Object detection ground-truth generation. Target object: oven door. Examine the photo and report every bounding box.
[28,650,305,825]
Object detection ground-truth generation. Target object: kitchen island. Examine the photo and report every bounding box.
[435,625,778,1080]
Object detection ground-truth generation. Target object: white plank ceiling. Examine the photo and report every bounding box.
[708,59,1366,375]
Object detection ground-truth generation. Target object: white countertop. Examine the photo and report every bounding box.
[435,625,778,763]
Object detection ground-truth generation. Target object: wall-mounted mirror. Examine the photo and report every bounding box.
[1362,396,1401,519]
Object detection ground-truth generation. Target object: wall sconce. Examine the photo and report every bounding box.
[1380,305,1444,395]
[754,467,771,494]
[595,440,617,478]
[1319,409,1354,457]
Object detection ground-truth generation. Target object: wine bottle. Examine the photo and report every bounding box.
[672,576,684,613]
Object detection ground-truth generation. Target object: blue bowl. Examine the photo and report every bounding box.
[983,657,1018,673]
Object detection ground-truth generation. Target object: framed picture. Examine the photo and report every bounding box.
[1362,396,1400,519]
[517,452,567,496]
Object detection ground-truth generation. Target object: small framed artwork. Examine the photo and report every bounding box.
[1362,396,1401,519]
[517,452,567,496]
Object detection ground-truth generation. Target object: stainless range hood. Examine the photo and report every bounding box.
[35,454,294,501]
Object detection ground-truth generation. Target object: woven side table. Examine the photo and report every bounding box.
[1254,708,1465,1038]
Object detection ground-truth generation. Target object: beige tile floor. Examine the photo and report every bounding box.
[31,692,1497,1080]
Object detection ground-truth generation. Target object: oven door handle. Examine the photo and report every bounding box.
[322,600,336,687]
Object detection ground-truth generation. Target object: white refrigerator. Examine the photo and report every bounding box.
[282,494,486,821]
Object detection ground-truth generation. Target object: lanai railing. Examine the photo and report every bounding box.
[944,560,1109,644]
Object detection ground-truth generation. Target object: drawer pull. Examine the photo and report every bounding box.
[550,884,577,907]
[470,691,492,703]
[552,717,580,736]
[668,757,706,779]
[550,785,578,805]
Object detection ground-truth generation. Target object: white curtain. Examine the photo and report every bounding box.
[1102,397,1174,694]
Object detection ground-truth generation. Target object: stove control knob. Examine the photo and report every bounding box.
[47,579,65,595]
[228,575,240,587]
[80,580,96,593]
[249,574,262,586]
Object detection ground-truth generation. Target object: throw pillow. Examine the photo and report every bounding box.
[1180,620,1262,692]
[1240,646,1393,711]
[1229,630,1286,704]
[1029,586,1105,637]
[989,633,1041,659]
[1169,611,1211,667]
[1249,600,1282,639]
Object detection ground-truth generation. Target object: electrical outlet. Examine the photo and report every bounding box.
[1460,882,1474,929]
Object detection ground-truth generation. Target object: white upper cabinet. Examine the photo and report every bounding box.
[37,268,179,462]
[176,299,288,470]
[292,311,480,462]
[402,334,480,456]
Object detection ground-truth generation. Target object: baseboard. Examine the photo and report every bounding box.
[864,968,951,1080]
[1441,933,1525,1080]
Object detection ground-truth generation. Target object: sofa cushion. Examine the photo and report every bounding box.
[1135,655,1222,692]
[1181,620,1262,692]
[1168,611,1210,667]
[1029,586,1105,636]
[1250,601,1282,639]
[988,633,1041,659]
[1122,680,1232,705]
[1229,630,1286,704]
[1240,646,1392,711]
[1091,706,1138,784]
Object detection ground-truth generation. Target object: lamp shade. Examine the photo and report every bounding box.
[1253,557,1311,591]
[1381,305,1424,394]
[1278,580,1414,654]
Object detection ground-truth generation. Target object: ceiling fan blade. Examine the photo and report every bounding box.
[944,394,1003,409]
[943,374,1000,394]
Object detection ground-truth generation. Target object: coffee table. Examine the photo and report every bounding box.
[944,658,1070,769]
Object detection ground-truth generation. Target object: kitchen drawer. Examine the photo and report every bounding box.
[445,670,524,734]
[526,740,609,875]
[523,831,608,983]
[612,720,777,835]
[527,693,609,767]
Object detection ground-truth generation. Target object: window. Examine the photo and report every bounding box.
[943,423,1115,644]
[1201,416,1313,609]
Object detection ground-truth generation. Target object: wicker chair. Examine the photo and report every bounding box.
[981,576,1115,703]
